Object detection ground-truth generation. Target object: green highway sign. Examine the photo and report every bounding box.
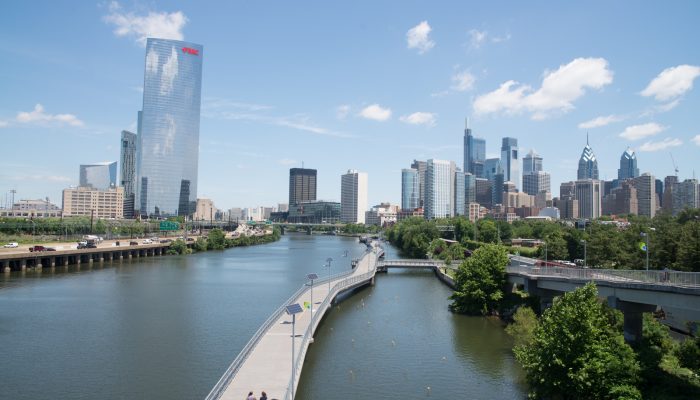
[160,221,180,231]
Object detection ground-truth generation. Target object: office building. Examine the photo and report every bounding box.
[632,173,656,218]
[655,179,664,208]
[277,203,289,212]
[484,158,502,181]
[341,170,368,224]
[454,169,465,216]
[560,181,576,199]
[475,178,492,208]
[289,200,341,224]
[618,148,639,180]
[365,203,399,226]
[575,179,602,219]
[673,179,700,214]
[577,136,599,180]
[523,171,551,196]
[663,176,678,214]
[289,168,318,206]
[555,197,579,220]
[463,119,485,177]
[602,180,638,216]
[424,159,452,219]
[62,186,124,219]
[411,160,427,207]
[137,38,204,218]
[501,137,520,190]
[80,162,117,190]
[464,173,476,205]
[522,150,543,175]
[401,168,420,210]
[194,198,217,221]
[492,173,505,206]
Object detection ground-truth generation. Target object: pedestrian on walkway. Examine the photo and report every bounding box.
[247,391,257,400]
[260,391,268,400]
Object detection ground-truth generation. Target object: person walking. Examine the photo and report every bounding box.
[260,391,268,400]
[246,391,257,400]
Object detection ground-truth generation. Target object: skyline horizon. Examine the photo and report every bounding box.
[1,1,699,211]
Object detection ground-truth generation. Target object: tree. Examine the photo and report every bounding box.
[542,230,568,261]
[675,220,700,272]
[505,306,537,347]
[477,219,499,244]
[207,228,227,250]
[515,283,641,400]
[449,244,508,315]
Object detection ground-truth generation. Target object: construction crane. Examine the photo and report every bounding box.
[670,153,679,177]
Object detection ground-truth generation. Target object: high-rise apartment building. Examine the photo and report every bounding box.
[500,137,520,190]
[674,179,699,214]
[120,130,137,218]
[289,168,318,206]
[80,162,117,190]
[424,159,452,219]
[632,173,656,218]
[523,171,551,196]
[577,136,599,180]
[575,179,602,219]
[618,148,639,180]
[62,186,124,219]
[555,197,579,220]
[602,180,638,216]
[401,168,420,210]
[463,120,485,177]
[137,38,203,218]
[475,178,492,208]
[411,160,427,208]
[341,170,368,224]
[522,150,543,175]
[663,175,678,214]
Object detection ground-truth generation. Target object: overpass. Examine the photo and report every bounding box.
[206,243,381,400]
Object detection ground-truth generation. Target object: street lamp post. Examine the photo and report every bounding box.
[640,228,656,271]
[544,242,548,267]
[306,273,318,333]
[581,239,587,268]
[325,257,333,293]
[285,303,303,400]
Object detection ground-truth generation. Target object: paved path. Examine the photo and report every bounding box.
[212,244,379,400]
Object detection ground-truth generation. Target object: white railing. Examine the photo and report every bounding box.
[205,247,378,400]
[507,265,700,288]
[282,252,378,400]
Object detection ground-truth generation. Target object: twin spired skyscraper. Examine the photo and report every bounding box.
[136,38,203,217]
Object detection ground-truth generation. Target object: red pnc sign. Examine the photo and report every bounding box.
[182,47,199,56]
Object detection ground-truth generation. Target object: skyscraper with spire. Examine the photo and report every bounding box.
[618,148,639,180]
[577,134,599,180]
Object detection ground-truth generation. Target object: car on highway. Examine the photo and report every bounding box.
[29,245,47,252]
[160,239,172,243]
[129,241,138,246]
[142,239,153,244]
[45,247,56,251]
[3,242,19,248]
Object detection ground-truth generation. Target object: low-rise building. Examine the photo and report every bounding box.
[0,198,62,218]
[62,186,123,219]
[288,200,341,224]
[194,198,217,221]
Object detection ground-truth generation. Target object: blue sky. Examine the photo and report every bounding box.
[1,1,699,210]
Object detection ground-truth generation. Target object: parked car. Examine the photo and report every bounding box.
[129,241,138,246]
[3,242,19,248]
[29,245,46,252]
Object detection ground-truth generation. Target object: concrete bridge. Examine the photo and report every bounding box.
[376,258,447,272]
[206,243,382,400]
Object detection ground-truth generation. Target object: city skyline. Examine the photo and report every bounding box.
[1,1,700,210]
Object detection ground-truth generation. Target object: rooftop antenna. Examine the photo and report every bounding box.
[586,131,589,146]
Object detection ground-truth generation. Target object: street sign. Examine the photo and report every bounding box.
[160,221,180,231]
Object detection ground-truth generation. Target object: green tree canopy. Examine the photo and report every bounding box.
[515,283,641,400]
[449,244,508,315]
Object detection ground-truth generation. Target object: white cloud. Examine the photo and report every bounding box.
[473,57,614,119]
[578,114,624,129]
[336,105,351,119]
[469,29,488,48]
[399,112,436,126]
[619,123,666,141]
[638,138,683,152]
[641,65,700,101]
[406,21,435,54]
[16,104,84,127]
[692,135,700,146]
[451,70,476,92]
[104,1,188,46]
[359,104,392,121]
[278,158,297,166]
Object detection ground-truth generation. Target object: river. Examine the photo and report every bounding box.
[0,234,525,399]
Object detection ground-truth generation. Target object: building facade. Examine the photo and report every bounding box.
[575,179,602,219]
[475,178,492,209]
[194,198,216,221]
[577,137,599,180]
[341,170,368,224]
[62,186,124,219]
[501,137,520,190]
[632,173,656,218]
[464,173,476,205]
[463,120,486,177]
[0,199,62,218]
[137,38,203,218]
[80,162,117,190]
[424,159,452,219]
[523,171,551,196]
[289,168,317,206]
[288,201,341,224]
[401,168,420,210]
[673,179,699,214]
[120,130,137,218]
[410,160,427,208]
[454,169,465,216]
[522,149,543,175]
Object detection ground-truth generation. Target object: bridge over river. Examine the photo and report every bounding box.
[206,251,700,399]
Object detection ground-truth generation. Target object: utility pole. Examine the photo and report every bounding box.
[10,189,16,209]
[90,209,95,234]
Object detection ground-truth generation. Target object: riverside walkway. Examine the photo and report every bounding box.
[207,243,381,400]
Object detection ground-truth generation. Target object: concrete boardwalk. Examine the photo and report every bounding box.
[209,244,380,400]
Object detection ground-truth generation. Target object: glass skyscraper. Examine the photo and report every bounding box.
[401,168,420,210]
[463,119,486,178]
[500,137,520,190]
[618,148,639,180]
[425,159,452,219]
[577,136,599,180]
[137,38,203,217]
